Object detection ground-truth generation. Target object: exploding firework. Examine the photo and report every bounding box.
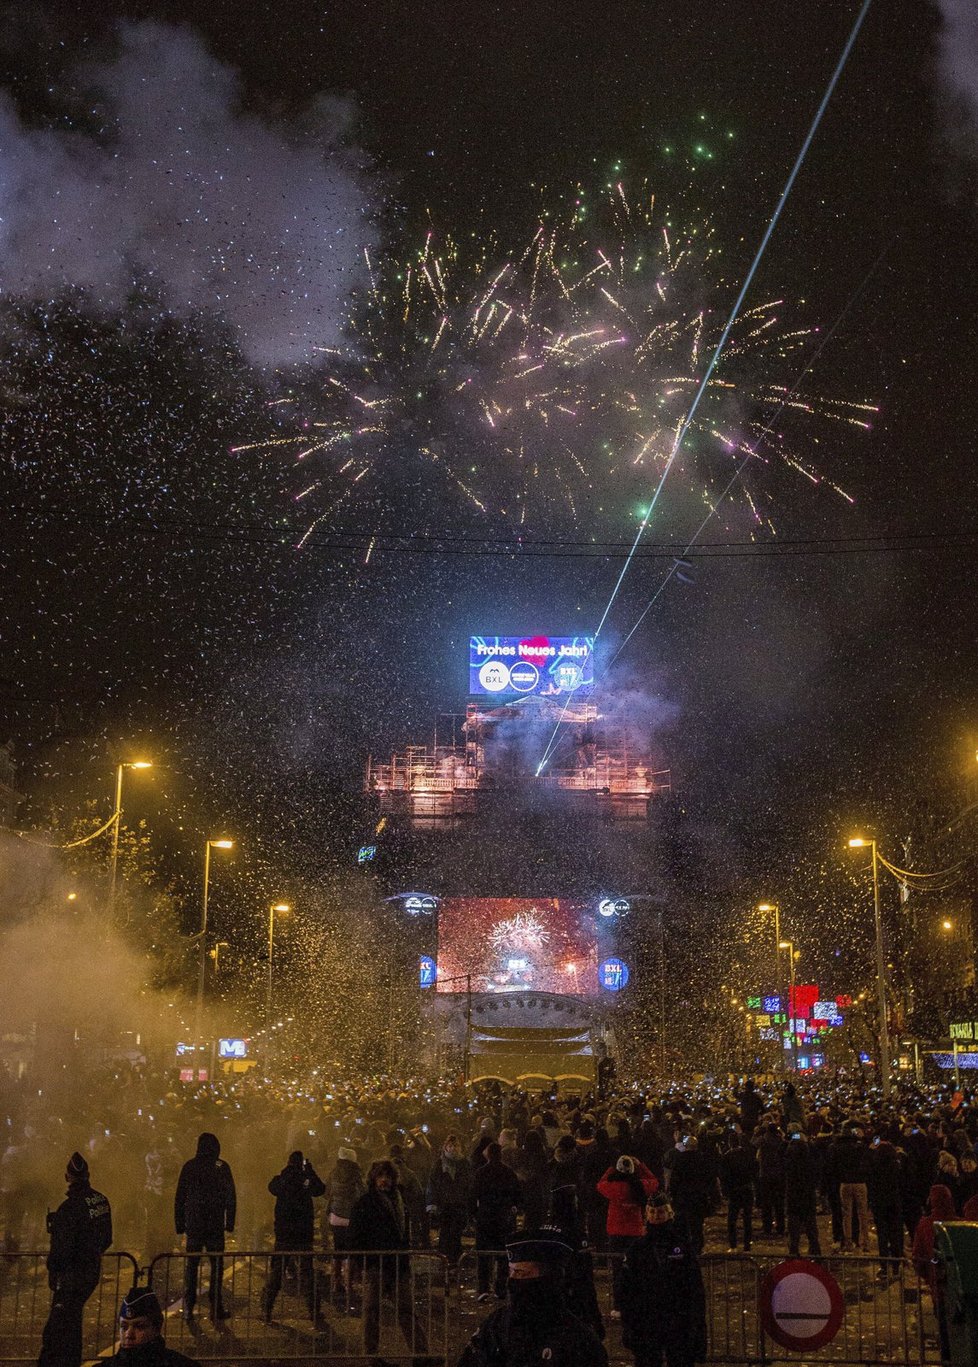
[239,180,875,544]
[488,911,552,954]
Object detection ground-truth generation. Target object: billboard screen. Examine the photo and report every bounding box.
[469,636,594,698]
[437,897,600,995]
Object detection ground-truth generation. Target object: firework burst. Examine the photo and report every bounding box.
[239,180,875,543]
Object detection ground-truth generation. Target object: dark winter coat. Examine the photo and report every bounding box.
[470,1157,522,1230]
[174,1133,236,1237]
[46,1182,112,1295]
[268,1157,325,1246]
[783,1136,819,1212]
[619,1221,707,1363]
[324,1159,365,1222]
[831,1134,872,1186]
[457,1282,608,1367]
[426,1154,471,1212]
[669,1150,713,1218]
[753,1129,786,1182]
[868,1144,903,1214]
[719,1146,756,1199]
[113,1338,199,1367]
[348,1185,410,1266]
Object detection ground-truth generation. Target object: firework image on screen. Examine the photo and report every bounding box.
[436,898,599,995]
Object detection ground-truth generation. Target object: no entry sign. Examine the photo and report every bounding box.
[760,1259,844,1353]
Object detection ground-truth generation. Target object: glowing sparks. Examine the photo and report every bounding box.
[251,180,875,540]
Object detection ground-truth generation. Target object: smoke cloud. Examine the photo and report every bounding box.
[935,1,978,133]
[0,21,374,368]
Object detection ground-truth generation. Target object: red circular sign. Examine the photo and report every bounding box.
[759,1259,844,1353]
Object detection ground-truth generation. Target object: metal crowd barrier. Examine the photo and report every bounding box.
[456,1249,942,1366]
[147,1249,450,1362]
[0,1250,138,1365]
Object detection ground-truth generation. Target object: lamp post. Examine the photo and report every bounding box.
[848,836,892,1099]
[194,839,234,1073]
[267,903,290,1039]
[109,760,152,913]
[778,940,799,1073]
[758,902,788,1071]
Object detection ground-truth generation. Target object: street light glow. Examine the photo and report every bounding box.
[943,919,953,931]
[128,760,153,770]
[848,836,868,847]
[271,902,290,913]
[757,902,775,912]
[210,839,234,849]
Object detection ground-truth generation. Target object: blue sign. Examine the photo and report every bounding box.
[469,636,594,697]
[763,996,782,1014]
[357,845,377,865]
[829,1014,844,1028]
[219,1038,248,1059]
[419,956,437,989]
[598,957,630,992]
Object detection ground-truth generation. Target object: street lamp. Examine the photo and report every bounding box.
[758,902,788,1071]
[194,839,234,1070]
[109,760,153,913]
[779,940,799,1073]
[847,836,893,1099]
[267,903,291,1038]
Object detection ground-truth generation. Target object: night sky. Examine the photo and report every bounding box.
[2,0,977,973]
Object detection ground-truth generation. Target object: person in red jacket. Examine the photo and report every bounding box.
[912,1183,955,1363]
[596,1156,657,1319]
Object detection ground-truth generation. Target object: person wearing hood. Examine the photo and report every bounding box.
[457,1228,607,1367]
[912,1184,956,1362]
[349,1160,430,1367]
[426,1134,470,1268]
[619,1193,707,1367]
[38,1151,113,1367]
[174,1133,236,1323]
[260,1151,325,1325]
[389,1144,428,1248]
[111,1287,197,1367]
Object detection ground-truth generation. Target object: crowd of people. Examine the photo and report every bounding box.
[4,1060,977,1367]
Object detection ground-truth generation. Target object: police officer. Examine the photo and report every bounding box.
[38,1151,113,1367]
[112,1286,198,1367]
[260,1151,325,1324]
[457,1228,608,1367]
[619,1193,707,1367]
[173,1133,236,1323]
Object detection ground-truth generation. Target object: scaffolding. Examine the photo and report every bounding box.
[366,699,670,823]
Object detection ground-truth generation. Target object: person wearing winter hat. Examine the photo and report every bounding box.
[173,1134,236,1323]
[261,1151,326,1325]
[113,1287,198,1367]
[596,1156,657,1318]
[324,1147,365,1312]
[457,1228,607,1367]
[38,1152,113,1367]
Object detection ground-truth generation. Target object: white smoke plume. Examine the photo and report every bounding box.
[935,0,978,131]
[0,21,374,368]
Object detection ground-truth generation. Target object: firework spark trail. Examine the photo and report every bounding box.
[535,0,873,776]
[248,161,870,544]
[605,239,891,671]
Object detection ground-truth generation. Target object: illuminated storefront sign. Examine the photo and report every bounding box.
[419,955,437,989]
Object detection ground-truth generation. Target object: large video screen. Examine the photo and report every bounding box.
[436,897,599,996]
[469,636,594,697]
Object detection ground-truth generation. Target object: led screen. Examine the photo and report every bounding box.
[436,897,599,995]
[469,636,594,697]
